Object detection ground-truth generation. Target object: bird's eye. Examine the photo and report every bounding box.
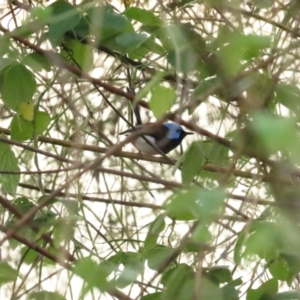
[176,129,180,133]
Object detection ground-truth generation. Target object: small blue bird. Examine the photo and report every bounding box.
[120,122,193,155]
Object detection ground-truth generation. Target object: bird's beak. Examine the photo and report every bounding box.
[185,131,194,136]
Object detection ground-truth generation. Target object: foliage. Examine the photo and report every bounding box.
[0,0,300,299]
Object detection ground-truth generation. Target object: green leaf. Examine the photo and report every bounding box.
[38,195,59,206]
[162,265,194,300]
[11,111,51,141]
[179,140,230,183]
[244,222,282,260]
[52,217,74,247]
[165,24,203,73]
[34,111,51,135]
[281,253,300,283]
[22,52,52,72]
[141,292,163,300]
[13,197,36,214]
[181,141,205,184]
[0,35,10,57]
[205,141,229,165]
[161,264,194,286]
[1,63,36,110]
[204,266,232,284]
[116,252,144,288]
[162,267,222,300]
[190,224,212,244]
[234,230,247,264]
[73,257,113,292]
[62,39,94,72]
[275,84,300,115]
[17,103,34,121]
[28,291,66,300]
[59,199,79,215]
[72,15,90,37]
[48,0,80,47]
[108,251,127,265]
[34,209,57,223]
[127,43,151,60]
[165,23,206,53]
[144,214,166,253]
[31,6,52,21]
[0,58,15,71]
[221,284,240,300]
[193,77,218,97]
[116,32,148,53]
[181,23,206,48]
[199,141,230,182]
[11,7,49,37]
[141,37,166,55]
[167,48,199,73]
[124,7,163,26]
[242,35,271,60]
[147,245,174,271]
[0,262,18,285]
[135,71,166,101]
[268,256,291,281]
[165,189,200,221]
[217,41,242,77]
[166,0,194,9]
[20,246,40,265]
[246,74,275,108]
[196,278,223,300]
[140,24,162,34]
[11,115,33,141]
[164,187,225,222]
[250,112,300,163]
[274,291,300,300]
[87,6,133,45]
[215,33,270,78]
[247,279,278,300]
[252,0,274,9]
[149,86,176,119]
[0,141,20,195]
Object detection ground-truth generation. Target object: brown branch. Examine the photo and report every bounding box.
[0,195,75,262]
[0,135,182,188]
[0,132,143,246]
[19,182,290,211]
[0,24,282,168]
[0,224,72,269]
[19,182,162,210]
[10,0,198,89]
[225,5,300,38]
[0,23,147,106]
[0,223,133,300]
[0,127,289,183]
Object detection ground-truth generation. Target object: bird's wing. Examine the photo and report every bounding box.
[119,123,169,138]
[119,128,136,135]
[119,125,143,135]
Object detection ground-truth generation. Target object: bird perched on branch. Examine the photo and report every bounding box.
[120,90,193,155]
[120,122,193,155]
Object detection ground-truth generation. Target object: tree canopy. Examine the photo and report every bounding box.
[1,0,300,299]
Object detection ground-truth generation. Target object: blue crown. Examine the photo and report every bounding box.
[164,123,184,139]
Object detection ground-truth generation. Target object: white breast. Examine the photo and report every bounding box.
[133,135,159,155]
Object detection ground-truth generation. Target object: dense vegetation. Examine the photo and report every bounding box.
[1,0,300,299]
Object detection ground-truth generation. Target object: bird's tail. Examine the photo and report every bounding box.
[126,87,142,125]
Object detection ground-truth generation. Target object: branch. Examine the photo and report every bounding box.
[0,127,289,183]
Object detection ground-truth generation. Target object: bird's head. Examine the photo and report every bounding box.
[158,123,194,153]
[164,123,193,140]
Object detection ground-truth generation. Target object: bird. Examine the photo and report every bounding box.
[119,122,193,155]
